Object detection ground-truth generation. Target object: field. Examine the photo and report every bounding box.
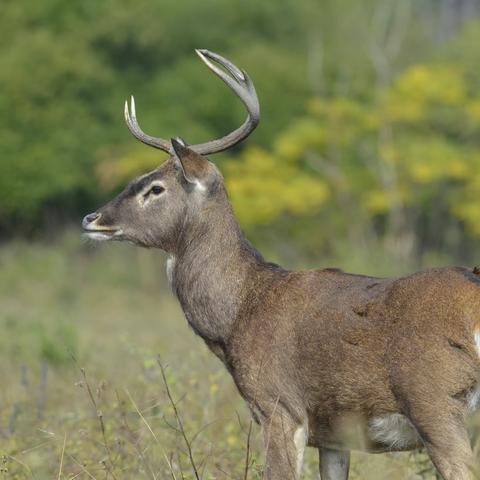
[0,232,479,479]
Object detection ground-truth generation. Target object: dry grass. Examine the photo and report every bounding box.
[0,232,478,478]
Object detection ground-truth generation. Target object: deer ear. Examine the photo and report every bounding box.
[171,137,209,189]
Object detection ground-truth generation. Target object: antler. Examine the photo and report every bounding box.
[191,49,260,154]
[124,49,260,155]
[124,96,171,152]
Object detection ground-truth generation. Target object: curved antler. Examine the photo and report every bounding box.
[191,49,260,154]
[124,49,260,155]
[124,96,171,153]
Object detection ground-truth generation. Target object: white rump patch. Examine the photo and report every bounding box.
[294,425,307,476]
[475,331,480,357]
[368,414,420,450]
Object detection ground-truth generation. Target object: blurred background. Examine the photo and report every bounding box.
[1,0,480,478]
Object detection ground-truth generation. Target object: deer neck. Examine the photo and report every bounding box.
[169,200,267,346]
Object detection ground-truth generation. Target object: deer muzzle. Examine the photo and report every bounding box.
[82,212,122,241]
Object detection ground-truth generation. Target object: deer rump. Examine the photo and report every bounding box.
[235,265,480,454]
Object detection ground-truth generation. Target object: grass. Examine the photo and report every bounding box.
[0,231,478,479]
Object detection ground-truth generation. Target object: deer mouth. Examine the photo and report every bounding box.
[82,212,123,241]
[82,227,123,241]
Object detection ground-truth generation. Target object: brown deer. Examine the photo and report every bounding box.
[82,49,480,479]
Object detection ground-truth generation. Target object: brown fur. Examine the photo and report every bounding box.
[83,120,480,480]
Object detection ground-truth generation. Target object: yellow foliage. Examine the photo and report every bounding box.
[274,119,327,160]
[379,144,400,166]
[467,100,480,123]
[225,146,329,227]
[307,97,379,134]
[363,190,391,214]
[227,62,480,234]
[410,163,436,183]
[385,64,467,122]
[453,202,480,237]
[363,188,410,215]
[397,137,470,184]
[447,159,469,179]
[452,158,480,235]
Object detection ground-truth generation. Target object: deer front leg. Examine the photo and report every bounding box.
[319,448,350,480]
[261,410,307,480]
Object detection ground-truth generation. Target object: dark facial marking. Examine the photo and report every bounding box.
[127,171,164,197]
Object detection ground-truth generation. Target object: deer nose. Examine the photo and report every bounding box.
[82,212,101,228]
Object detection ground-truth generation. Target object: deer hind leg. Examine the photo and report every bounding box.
[421,425,474,480]
[406,397,474,479]
[261,409,307,480]
[319,448,350,480]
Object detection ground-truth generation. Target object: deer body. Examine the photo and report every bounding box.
[170,196,480,478]
[83,50,480,479]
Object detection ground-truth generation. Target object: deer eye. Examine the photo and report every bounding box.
[150,185,165,195]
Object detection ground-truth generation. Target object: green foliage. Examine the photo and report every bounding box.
[2,0,480,261]
[40,320,77,365]
[0,0,318,233]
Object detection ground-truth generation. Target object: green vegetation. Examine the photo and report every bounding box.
[0,236,478,478]
[2,0,480,477]
[2,0,480,265]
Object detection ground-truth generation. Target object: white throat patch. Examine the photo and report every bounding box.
[166,256,176,289]
[193,179,206,192]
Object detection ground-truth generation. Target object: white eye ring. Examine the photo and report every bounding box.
[142,182,165,198]
[138,182,166,206]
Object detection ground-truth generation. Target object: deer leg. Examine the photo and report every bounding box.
[405,397,474,479]
[421,425,474,480]
[319,448,350,480]
[261,411,307,480]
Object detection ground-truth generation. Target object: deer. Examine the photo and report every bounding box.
[82,49,480,480]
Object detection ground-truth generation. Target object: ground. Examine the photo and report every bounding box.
[0,232,478,479]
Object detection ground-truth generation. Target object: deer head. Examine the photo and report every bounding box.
[82,50,259,251]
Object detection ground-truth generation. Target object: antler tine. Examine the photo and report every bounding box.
[124,95,172,153]
[191,49,260,155]
[123,50,259,156]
